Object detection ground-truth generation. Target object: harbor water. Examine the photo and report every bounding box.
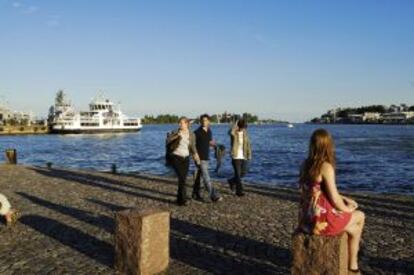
[1,124,413,194]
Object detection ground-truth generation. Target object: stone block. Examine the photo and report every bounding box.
[291,232,348,275]
[115,208,170,275]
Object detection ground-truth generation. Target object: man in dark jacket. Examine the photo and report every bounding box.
[192,114,222,202]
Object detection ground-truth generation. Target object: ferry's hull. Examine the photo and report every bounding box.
[50,127,142,134]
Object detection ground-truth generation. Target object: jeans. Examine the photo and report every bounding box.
[193,160,219,199]
[230,159,245,195]
[171,155,190,204]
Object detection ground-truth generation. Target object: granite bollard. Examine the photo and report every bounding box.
[5,149,17,164]
[115,208,170,275]
[291,232,348,275]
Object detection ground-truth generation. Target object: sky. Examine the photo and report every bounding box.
[0,0,413,122]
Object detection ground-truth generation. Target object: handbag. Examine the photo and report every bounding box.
[165,132,181,166]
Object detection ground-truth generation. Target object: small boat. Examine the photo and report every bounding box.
[287,123,294,128]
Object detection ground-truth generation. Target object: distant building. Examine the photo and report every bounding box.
[382,111,414,123]
[347,114,363,123]
[0,103,34,126]
[362,112,381,122]
[389,104,410,113]
[0,106,12,123]
[12,111,33,125]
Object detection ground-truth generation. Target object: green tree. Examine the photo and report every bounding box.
[55,90,65,105]
[142,114,180,124]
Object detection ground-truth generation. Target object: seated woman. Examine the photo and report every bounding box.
[298,129,365,274]
[0,193,18,226]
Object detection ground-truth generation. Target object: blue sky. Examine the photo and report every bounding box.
[0,0,413,122]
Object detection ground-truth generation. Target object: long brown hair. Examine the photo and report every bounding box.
[300,129,336,183]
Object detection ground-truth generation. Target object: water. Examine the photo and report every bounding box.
[1,124,413,194]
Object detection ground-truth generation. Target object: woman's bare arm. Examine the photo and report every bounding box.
[321,163,353,213]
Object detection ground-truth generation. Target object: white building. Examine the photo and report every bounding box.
[382,111,414,123]
[363,112,381,122]
[0,103,34,125]
[0,106,12,123]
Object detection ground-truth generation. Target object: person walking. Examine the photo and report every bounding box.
[166,117,200,206]
[227,119,252,196]
[192,114,222,202]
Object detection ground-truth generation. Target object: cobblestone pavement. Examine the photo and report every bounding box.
[0,165,413,274]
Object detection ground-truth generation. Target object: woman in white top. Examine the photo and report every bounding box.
[228,119,252,196]
[166,117,200,206]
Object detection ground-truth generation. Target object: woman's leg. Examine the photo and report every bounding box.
[0,193,11,216]
[344,210,365,270]
[172,156,189,204]
[228,159,236,191]
[192,167,202,199]
[0,193,16,225]
[180,157,190,202]
[232,159,244,196]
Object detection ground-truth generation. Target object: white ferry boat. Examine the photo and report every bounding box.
[51,93,142,134]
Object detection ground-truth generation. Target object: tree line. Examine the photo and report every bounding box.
[142,112,260,124]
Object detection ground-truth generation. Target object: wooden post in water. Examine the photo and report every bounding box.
[5,149,17,164]
[111,164,117,174]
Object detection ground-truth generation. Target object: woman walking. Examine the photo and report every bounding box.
[298,129,365,274]
[166,117,200,206]
[227,119,252,196]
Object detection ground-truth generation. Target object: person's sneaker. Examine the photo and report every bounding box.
[211,196,223,203]
[236,192,245,197]
[227,179,235,191]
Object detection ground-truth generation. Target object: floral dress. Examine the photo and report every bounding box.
[298,180,351,236]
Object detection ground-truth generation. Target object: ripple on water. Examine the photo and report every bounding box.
[1,124,413,194]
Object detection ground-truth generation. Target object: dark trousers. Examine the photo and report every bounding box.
[171,155,190,203]
[230,159,245,195]
[193,169,202,196]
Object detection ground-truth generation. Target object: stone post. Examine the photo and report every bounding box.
[5,149,17,164]
[291,232,348,275]
[115,208,170,275]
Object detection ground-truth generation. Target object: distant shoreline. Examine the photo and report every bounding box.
[0,125,49,136]
[307,122,414,126]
